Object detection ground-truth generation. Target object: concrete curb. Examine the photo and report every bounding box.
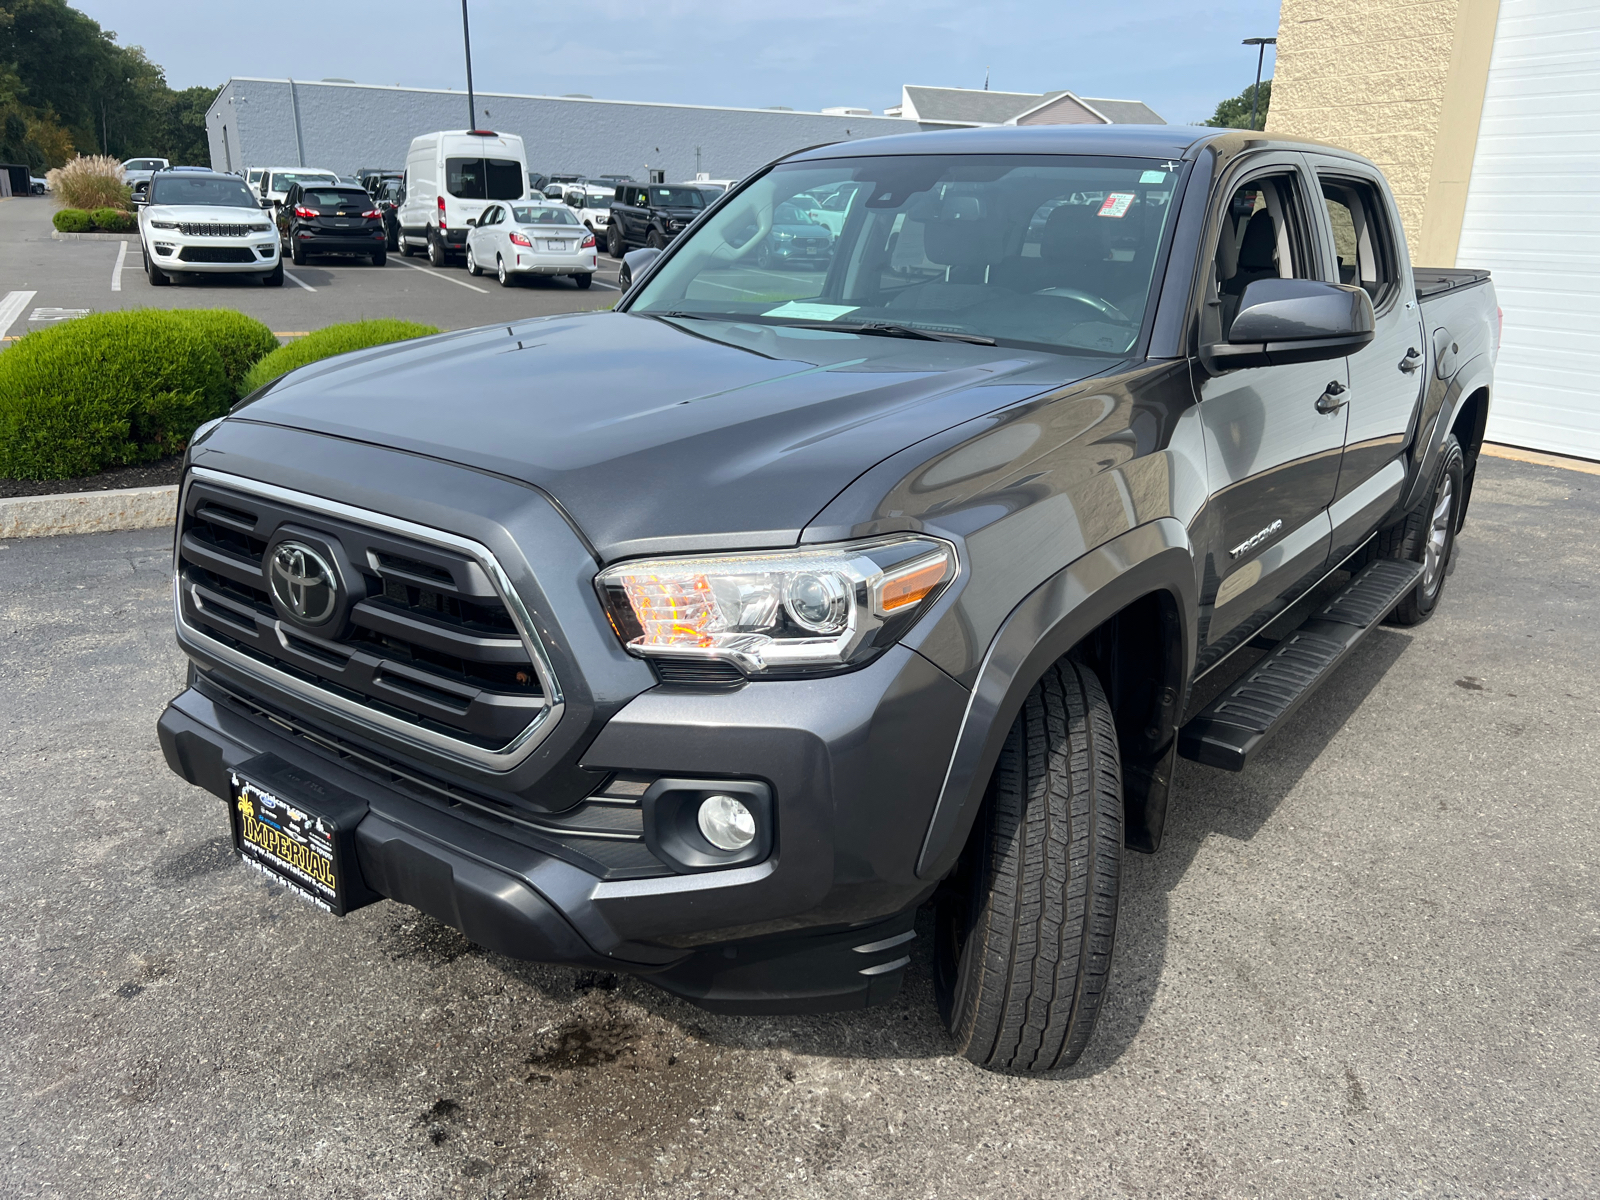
[0,484,178,538]
[50,230,133,241]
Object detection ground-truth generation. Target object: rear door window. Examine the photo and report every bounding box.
[1319,176,1398,306]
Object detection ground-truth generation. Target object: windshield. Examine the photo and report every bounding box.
[151,176,260,207]
[301,189,370,207]
[448,157,525,200]
[650,186,705,209]
[511,206,579,225]
[269,172,336,191]
[631,154,1182,355]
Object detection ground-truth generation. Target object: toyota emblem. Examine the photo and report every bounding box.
[268,541,339,625]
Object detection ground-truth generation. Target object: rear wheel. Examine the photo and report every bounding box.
[428,232,447,268]
[496,255,513,288]
[387,222,399,251]
[290,237,306,266]
[934,660,1124,1073]
[397,229,414,257]
[1381,433,1465,626]
[607,226,625,258]
[370,249,386,266]
[573,272,592,289]
[465,244,481,276]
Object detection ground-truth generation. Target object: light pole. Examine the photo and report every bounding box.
[461,0,478,130]
[1242,37,1276,130]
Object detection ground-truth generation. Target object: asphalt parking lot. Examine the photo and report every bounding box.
[2,451,1597,1199]
[0,197,620,344]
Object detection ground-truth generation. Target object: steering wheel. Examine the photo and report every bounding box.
[1035,287,1134,326]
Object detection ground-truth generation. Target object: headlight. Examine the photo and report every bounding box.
[150,220,177,230]
[596,536,956,676]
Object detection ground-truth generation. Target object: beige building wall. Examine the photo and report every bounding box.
[1267,0,1501,266]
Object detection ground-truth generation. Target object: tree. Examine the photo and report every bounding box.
[0,0,217,164]
[1202,80,1272,130]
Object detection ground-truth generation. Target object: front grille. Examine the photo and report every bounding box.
[178,246,257,263]
[179,222,269,236]
[175,472,561,768]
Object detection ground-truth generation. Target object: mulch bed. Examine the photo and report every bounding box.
[0,456,184,499]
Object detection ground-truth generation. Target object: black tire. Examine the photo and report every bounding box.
[371,250,386,267]
[290,237,306,266]
[428,232,447,268]
[646,229,666,251]
[465,244,481,276]
[496,255,514,288]
[261,261,284,287]
[935,660,1123,1073]
[144,248,168,287]
[607,225,626,258]
[1380,433,1465,626]
[387,223,399,251]
[397,229,414,257]
[574,272,592,289]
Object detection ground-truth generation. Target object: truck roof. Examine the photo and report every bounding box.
[787,123,1356,163]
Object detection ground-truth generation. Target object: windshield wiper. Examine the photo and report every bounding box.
[778,320,997,346]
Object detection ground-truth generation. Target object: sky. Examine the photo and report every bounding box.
[74,0,1281,127]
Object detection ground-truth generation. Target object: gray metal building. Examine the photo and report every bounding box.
[205,78,925,181]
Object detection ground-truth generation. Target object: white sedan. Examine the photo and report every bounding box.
[465,202,597,288]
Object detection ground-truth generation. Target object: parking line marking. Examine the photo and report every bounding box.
[0,291,36,339]
[590,279,620,291]
[110,239,128,291]
[283,270,317,292]
[395,260,489,294]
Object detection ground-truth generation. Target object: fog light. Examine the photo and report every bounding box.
[697,795,755,851]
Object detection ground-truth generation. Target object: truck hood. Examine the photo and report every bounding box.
[146,205,272,223]
[234,311,1112,560]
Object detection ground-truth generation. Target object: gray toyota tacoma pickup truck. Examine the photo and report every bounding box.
[158,125,1498,1073]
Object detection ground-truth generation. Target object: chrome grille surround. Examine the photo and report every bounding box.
[173,466,564,773]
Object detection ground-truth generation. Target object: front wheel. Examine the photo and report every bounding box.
[935,660,1124,1073]
[646,229,666,251]
[144,248,168,287]
[261,261,284,287]
[397,229,414,257]
[1381,433,1465,626]
[607,226,625,258]
[573,272,592,289]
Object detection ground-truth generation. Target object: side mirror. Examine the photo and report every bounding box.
[466,217,477,228]
[1211,279,1375,369]
[260,199,273,209]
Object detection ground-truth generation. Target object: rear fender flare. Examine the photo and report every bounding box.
[914,518,1197,880]
[1400,354,1491,518]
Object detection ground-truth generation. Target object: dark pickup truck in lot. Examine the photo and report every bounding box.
[158,126,1498,1073]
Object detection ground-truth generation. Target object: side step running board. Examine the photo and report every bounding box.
[1178,558,1424,771]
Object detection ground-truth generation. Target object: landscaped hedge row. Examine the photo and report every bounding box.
[52,207,135,233]
[0,312,438,480]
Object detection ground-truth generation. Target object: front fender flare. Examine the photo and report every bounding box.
[915,518,1197,880]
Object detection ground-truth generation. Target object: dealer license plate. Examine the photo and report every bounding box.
[545,239,569,251]
[231,770,346,913]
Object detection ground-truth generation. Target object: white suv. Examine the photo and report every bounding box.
[139,171,282,287]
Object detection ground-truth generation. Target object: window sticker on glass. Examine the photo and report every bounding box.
[1139,170,1167,184]
[763,301,860,321]
[1098,192,1136,219]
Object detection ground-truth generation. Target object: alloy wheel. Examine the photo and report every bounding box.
[1422,475,1454,595]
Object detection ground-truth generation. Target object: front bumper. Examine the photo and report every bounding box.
[148,235,278,273]
[160,639,966,1011]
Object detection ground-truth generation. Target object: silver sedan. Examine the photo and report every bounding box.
[465,202,598,288]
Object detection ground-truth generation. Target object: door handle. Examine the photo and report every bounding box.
[1399,347,1423,373]
[1315,381,1347,414]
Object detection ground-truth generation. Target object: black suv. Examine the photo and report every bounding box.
[606,182,707,257]
[277,182,387,265]
[373,178,405,251]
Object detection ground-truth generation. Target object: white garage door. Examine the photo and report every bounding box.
[1457,0,1600,459]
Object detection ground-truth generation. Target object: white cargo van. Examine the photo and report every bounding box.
[396,130,528,267]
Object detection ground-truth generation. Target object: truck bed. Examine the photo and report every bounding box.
[1415,268,1492,301]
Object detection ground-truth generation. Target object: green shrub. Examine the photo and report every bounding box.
[89,207,136,232]
[168,309,279,395]
[241,319,439,394]
[0,310,231,480]
[53,208,91,233]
